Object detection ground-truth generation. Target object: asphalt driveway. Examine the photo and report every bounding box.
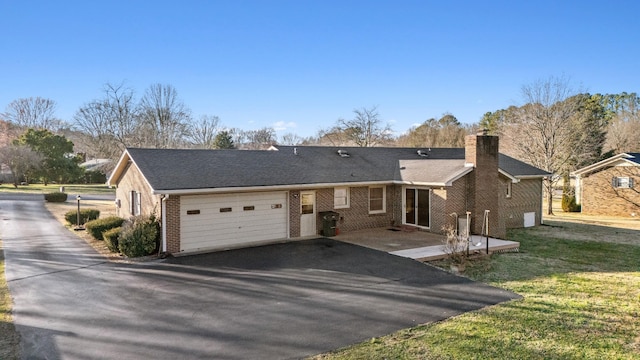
[1,197,520,360]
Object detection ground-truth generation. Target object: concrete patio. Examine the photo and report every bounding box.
[334,227,520,261]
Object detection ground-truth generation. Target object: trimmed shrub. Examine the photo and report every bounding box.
[562,194,581,212]
[64,208,100,225]
[103,227,122,253]
[118,215,160,258]
[85,216,126,240]
[45,192,68,203]
[561,184,581,213]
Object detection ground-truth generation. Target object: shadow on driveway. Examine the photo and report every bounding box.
[8,232,520,360]
[137,237,521,359]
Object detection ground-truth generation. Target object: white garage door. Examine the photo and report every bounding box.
[180,192,288,253]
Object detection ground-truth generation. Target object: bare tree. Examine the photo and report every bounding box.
[0,120,21,147]
[243,127,276,149]
[336,106,393,147]
[74,83,140,159]
[315,126,350,146]
[502,76,581,215]
[397,113,468,148]
[2,97,63,131]
[0,144,43,187]
[189,115,220,149]
[138,84,191,148]
[279,132,303,146]
[605,111,640,153]
[603,93,640,154]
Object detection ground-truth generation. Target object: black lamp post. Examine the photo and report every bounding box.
[74,195,84,230]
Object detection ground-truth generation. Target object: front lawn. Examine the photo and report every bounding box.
[0,239,20,360]
[311,225,640,359]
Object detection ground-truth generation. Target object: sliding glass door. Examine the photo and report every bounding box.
[404,188,430,228]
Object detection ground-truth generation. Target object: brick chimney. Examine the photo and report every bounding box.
[465,130,504,238]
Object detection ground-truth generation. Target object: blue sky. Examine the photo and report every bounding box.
[2,0,639,138]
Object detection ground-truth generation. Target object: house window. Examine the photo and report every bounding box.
[130,191,141,216]
[506,182,512,198]
[369,186,386,214]
[612,177,634,189]
[334,187,350,209]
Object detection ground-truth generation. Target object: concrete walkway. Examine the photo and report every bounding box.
[335,228,520,261]
[390,235,520,261]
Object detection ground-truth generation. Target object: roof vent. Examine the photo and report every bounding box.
[417,149,429,157]
[294,147,298,155]
[337,149,350,158]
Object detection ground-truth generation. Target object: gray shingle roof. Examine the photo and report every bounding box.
[627,153,640,165]
[119,146,548,192]
[498,154,551,177]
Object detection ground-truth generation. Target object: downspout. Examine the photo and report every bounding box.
[160,194,169,254]
[540,180,544,225]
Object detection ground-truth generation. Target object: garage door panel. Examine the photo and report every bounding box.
[180,192,288,252]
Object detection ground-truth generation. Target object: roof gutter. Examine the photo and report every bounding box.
[151,180,394,195]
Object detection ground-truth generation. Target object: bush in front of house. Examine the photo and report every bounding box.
[561,192,581,212]
[44,192,68,203]
[103,227,122,253]
[64,208,100,225]
[85,216,126,240]
[118,215,160,258]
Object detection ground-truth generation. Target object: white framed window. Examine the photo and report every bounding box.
[130,190,141,216]
[612,177,634,189]
[334,187,350,209]
[369,186,386,214]
[506,182,512,198]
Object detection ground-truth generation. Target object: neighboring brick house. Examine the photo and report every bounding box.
[107,132,548,255]
[572,152,640,217]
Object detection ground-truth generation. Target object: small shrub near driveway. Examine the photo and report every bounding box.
[64,209,100,225]
[85,216,125,241]
[118,215,160,258]
[102,227,121,253]
[44,192,67,203]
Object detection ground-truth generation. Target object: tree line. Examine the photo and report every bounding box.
[1,77,639,198]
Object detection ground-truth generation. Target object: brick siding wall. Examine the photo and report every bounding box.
[114,162,160,219]
[289,191,301,237]
[165,196,181,253]
[443,174,472,232]
[465,134,504,238]
[499,177,543,229]
[581,166,640,217]
[298,185,396,234]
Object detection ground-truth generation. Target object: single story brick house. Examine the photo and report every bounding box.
[107,132,549,255]
[571,152,640,217]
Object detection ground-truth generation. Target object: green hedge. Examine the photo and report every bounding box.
[103,227,122,253]
[85,216,126,240]
[562,194,581,212]
[44,192,68,202]
[118,216,159,258]
[64,209,100,225]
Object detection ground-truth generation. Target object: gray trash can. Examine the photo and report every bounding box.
[319,211,339,237]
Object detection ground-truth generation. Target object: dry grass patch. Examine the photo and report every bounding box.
[0,239,20,360]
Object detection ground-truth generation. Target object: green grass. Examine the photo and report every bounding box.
[311,228,640,360]
[0,183,114,195]
[0,239,20,360]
